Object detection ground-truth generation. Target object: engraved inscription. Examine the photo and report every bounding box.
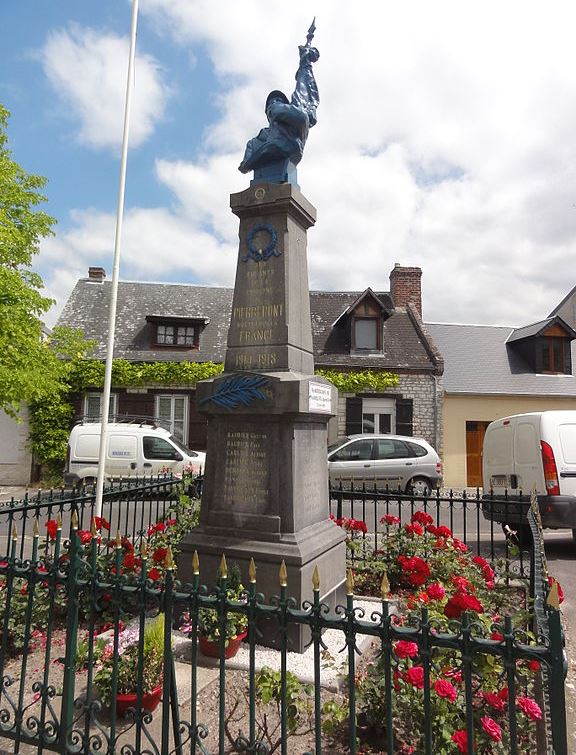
[222,430,270,512]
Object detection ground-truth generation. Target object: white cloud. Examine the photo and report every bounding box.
[39,24,170,150]
[38,0,576,327]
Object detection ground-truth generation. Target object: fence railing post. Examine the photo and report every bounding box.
[548,605,568,755]
[59,512,80,753]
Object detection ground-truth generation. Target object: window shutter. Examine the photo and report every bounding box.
[396,398,413,436]
[346,397,363,435]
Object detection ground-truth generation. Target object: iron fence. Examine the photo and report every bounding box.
[0,477,181,560]
[329,484,534,580]
[0,488,568,754]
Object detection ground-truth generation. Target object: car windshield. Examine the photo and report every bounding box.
[328,437,351,454]
[169,435,195,456]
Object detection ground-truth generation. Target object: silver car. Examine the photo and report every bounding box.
[328,434,442,495]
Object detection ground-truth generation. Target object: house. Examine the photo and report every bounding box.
[426,316,576,488]
[54,264,443,456]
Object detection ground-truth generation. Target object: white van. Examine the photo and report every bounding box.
[482,411,576,532]
[63,421,205,486]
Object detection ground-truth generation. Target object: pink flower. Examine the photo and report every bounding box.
[481,716,502,742]
[482,691,506,712]
[433,678,457,703]
[394,640,419,659]
[380,514,400,525]
[451,729,469,753]
[406,666,424,689]
[517,696,542,721]
[426,583,446,600]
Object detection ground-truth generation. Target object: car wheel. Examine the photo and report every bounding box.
[407,477,432,496]
[572,528,576,544]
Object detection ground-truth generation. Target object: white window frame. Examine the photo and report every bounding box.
[155,394,189,444]
[361,397,395,434]
[84,393,118,422]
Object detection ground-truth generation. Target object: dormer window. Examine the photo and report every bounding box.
[146,315,208,350]
[506,317,576,375]
[354,318,378,350]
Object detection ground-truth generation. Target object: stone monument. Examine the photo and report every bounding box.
[178,22,346,651]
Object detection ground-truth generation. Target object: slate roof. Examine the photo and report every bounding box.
[57,278,441,373]
[426,322,576,397]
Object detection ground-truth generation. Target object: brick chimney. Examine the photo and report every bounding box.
[87,266,106,282]
[389,263,422,316]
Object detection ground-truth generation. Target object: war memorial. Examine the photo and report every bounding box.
[179,22,346,650]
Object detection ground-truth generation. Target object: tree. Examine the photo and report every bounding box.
[0,104,84,416]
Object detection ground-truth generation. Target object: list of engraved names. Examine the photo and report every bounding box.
[222,430,270,512]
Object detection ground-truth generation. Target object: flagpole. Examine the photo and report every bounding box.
[95,0,139,518]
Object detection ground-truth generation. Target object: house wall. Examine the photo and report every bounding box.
[442,394,576,488]
[335,373,442,451]
[0,408,32,485]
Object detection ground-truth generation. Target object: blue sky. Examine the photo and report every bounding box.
[3,0,576,328]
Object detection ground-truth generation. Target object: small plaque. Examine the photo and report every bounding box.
[308,382,332,413]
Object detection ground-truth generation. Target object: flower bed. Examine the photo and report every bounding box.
[331,510,557,754]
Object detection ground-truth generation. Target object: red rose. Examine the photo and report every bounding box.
[527,660,540,672]
[482,691,506,712]
[444,592,484,619]
[153,547,168,564]
[436,525,452,538]
[394,640,419,659]
[427,583,446,600]
[123,552,136,569]
[406,666,424,689]
[94,516,110,531]
[451,729,469,754]
[481,716,502,742]
[166,518,177,527]
[405,522,424,536]
[121,536,134,552]
[411,511,433,526]
[517,696,542,721]
[147,522,166,536]
[433,678,457,703]
[490,631,504,641]
[78,530,92,545]
[380,514,400,525]
[451,576,468,592]
[148,567,161,581]
[45,520,58,541]
[452,538,468,553]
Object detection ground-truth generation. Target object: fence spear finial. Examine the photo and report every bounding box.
[140,540,148,559]
[164,547,175,570]
[115,531,122,549]
[312,565,320,591]
[218,553,228,579]
[547,579,560,610]
[380,571,390,600]
[279,560,288,587]
[71,511,79,530]
[91,517,98,538]
[249,557,257,583]
[346,568,354,596]
[11,523,18,541]
[33,519,40,538]
[192,550,200,575]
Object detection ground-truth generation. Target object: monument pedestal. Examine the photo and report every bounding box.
[178,183,346,651]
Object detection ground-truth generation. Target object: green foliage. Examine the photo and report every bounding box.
[198,563,248,644]
[0,575,66,653]
[315,368,399,393]
[255,666,314,751]
[0,105,69,415]
[94,615,165,705]
[29,359,223,468]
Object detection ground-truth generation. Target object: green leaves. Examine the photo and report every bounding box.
[314,368,399,393]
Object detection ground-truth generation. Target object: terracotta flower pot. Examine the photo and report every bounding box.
[116,684,163,716]
[199,631,247,659]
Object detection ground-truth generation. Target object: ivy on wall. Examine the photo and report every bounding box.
[29,360,399,470]
[314,368,399,394]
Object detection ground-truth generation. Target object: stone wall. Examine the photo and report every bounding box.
[334,372,443,453]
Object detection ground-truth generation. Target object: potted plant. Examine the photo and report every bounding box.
[197,564,248,659]
[94,615,165,715]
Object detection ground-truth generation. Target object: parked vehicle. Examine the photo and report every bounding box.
[327,434,442,494]
[63,420,205,486]
[481,411,576,534]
